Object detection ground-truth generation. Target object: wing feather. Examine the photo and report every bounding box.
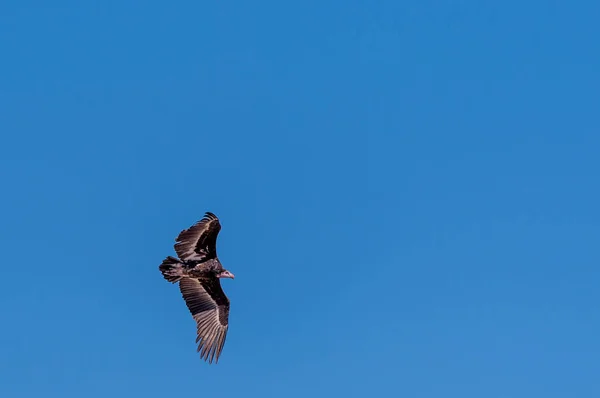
[178,277,230,364]
[174,212,221,262]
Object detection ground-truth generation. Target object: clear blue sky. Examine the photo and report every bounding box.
[1,1,599,397]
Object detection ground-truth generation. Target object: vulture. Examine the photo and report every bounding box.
[159,212,234,364]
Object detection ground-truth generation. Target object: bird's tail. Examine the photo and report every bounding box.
[159,256,186,283]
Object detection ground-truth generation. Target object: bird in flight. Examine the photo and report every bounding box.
[159,212,234,364]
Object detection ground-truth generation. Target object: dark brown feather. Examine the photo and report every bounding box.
[174,212,221,262]
[178,277,230,363]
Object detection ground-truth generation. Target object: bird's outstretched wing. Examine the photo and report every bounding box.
[174,212,221,262]
[178,277,230,364]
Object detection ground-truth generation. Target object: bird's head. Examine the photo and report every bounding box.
[217,270,235,279]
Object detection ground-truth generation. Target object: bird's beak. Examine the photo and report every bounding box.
[219,271,235,279]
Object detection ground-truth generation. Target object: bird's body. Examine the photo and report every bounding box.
[159,212,234,364]
[176,258,225,278]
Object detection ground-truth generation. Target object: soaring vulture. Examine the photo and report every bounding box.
[159,212,234,364]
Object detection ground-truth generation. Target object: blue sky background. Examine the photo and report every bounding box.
[1,1,599,397]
